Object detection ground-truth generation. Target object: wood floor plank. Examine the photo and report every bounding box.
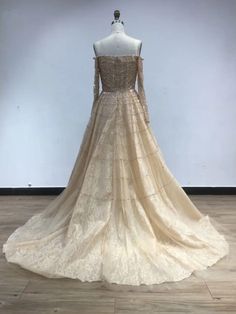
[115,298,236,313]
[20,274,209,301]
[2,298,115,314]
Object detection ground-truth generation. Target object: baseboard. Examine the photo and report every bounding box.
[0,187,235,195]
[183,187,236,195]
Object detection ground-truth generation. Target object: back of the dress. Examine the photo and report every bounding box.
[2,53,229,286]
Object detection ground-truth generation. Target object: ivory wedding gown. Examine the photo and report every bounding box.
[2,54,229,285]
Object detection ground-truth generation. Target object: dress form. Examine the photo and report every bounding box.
[93,10,142,57]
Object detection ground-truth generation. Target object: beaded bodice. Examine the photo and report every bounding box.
[92,55,150,124]
[96,55,138,92]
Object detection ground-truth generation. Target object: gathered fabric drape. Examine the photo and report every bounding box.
[2,55,229,286]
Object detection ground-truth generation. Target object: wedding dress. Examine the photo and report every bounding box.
[2,54,229,286]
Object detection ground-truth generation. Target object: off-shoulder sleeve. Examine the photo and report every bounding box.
[92,57,100,112]
[137,57,150,124]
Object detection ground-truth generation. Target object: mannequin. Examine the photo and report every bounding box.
[93,10,142,57]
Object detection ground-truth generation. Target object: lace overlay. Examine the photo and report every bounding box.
[2,55,229,286]
[92,56,100,110]
[137,56,150,124]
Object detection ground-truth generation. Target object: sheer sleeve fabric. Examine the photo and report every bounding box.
[137,57,150,124]
[92,57,100,112]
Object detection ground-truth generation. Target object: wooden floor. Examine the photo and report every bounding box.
[0,195,235,314]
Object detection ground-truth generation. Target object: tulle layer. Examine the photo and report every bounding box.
[2,89,229,285]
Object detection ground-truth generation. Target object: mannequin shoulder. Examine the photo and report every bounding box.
[93,36,111,56]
[124,35,142,53]
[93,35,142,56]
[125,34,142,44]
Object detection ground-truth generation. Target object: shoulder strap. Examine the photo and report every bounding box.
[137,57,150,124]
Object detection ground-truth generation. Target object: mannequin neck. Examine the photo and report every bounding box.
[111,21,125,34]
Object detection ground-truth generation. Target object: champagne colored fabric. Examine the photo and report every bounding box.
[2,55,229,285]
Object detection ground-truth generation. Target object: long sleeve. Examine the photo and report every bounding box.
[137,57,150,124]
[92,57,100,113]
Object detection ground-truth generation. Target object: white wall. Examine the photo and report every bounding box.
[0,0,235,187]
